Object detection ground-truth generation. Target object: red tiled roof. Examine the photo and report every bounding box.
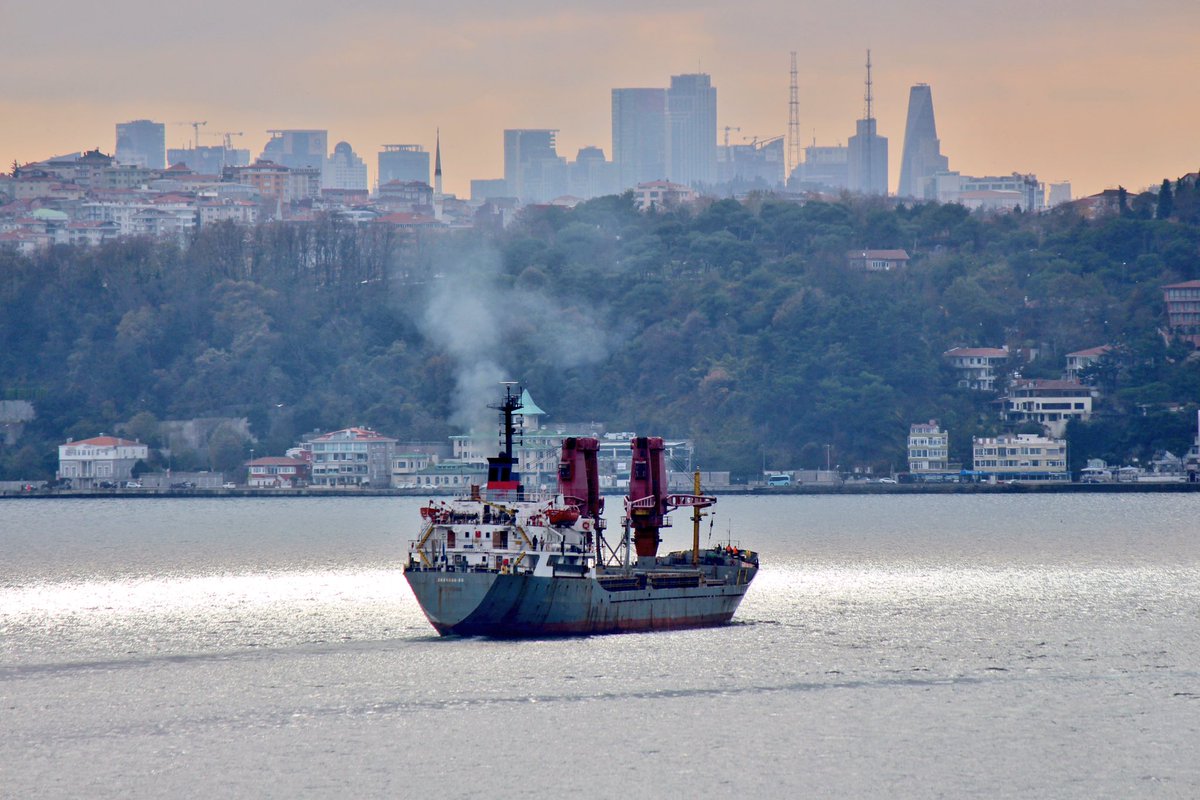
[1163,280,1200,289]
[66,436,144,447]
[309,427,397,443]
[246,456,307,466]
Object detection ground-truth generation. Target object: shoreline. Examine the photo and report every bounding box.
[3,482,1199,499]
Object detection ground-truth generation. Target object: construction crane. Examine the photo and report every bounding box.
[213,131,244,150]
[173,121,207,149]
[723,126,742,148]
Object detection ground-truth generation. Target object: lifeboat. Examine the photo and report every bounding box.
[546,506,581,526]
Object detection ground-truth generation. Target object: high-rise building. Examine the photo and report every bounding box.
[612,88,667,190]
[378,145,430,187]
[791,144,850,192]
[568,146,619,199]
[847,53,888,196]
[897,84,949,199]
[167,145,250,175]
[1047,182,1072,207]
[666,73,718,187]
[324,141,368,191]
[503,129,566,203]
[115,120,166,169]
[260,130,328,173]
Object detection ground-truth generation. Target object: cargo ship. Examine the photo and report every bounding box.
[403,386,758,637]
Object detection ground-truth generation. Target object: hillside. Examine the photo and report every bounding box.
[3,182,1200,480]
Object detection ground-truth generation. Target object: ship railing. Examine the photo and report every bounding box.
[625,495,657,511]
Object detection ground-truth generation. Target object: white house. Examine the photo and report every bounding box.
[57,435,149,488]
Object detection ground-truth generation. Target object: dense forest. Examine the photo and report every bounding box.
[3,179,1200,480]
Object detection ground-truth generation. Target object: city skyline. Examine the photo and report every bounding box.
[2,0,1197,198]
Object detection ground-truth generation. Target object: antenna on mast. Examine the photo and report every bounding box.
[864,49,874,121]
[787,51,801,180]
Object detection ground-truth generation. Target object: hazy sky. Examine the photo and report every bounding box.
[3,0,1197,198]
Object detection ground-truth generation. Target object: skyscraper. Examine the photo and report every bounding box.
[324,141,368,191]
[503,129,566,203]
[897,84,949,199]
[115,120,166,169]
[612,88,667,190]
[666,73,717,187]
[378,145,430,186]
[847,52,888,196]
[260,130,328,172]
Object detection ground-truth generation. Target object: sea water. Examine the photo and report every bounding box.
[1,494,1198,798]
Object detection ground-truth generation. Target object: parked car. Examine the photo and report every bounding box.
[877,477,897,484]
[222,482,237,489]
[124,481,142,489]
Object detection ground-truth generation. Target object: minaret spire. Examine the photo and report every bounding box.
[433,128,444,220]
[434,128,443,196]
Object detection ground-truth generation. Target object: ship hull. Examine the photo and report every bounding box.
[405,570,752,637]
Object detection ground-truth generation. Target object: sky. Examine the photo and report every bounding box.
[3,0,1198,199]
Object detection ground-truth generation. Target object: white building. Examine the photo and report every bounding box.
[1003,379,1094,437]
[908,420,949,474]
[324,141,368,192]
[943,346,1009,391]
[633,180,696,210]
[972,433,1068,481]
[304,427,397,487]
[1065,345,1112,380]
[57,435,149,488]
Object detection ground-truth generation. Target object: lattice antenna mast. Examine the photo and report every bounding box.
[864,49,874,122]
[863,49,874,193]
[787,51,801,179]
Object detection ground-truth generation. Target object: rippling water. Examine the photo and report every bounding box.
[2,495,1198,798]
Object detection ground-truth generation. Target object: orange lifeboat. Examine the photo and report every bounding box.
[546,507,581,526]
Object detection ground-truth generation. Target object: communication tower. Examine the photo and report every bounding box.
[787,51,801,179]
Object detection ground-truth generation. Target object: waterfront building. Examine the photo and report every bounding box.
[666,73,718,188]
[1163,280,1200,347]
[57,435,149,488]
[305,427,397,487]
[324,141,368,191]
[943,346,1009,391]
[246,456,309,488]
[971,433,1068,481]
[612,88,668,190]
[378,144,429,187]
[115,120,166,169]
[908,421,949,474]
[1002,379,1094,437]
[897,84,949,199]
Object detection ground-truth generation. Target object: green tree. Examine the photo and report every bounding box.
[1157,178,1174,220]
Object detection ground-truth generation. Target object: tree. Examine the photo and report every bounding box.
[1157,179,1174,220]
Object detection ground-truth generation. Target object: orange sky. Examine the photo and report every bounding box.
[3,0,1198,199]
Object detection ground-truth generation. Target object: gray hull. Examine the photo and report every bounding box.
[404,570,753,637]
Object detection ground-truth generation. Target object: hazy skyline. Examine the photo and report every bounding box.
[3,0,1197,198]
